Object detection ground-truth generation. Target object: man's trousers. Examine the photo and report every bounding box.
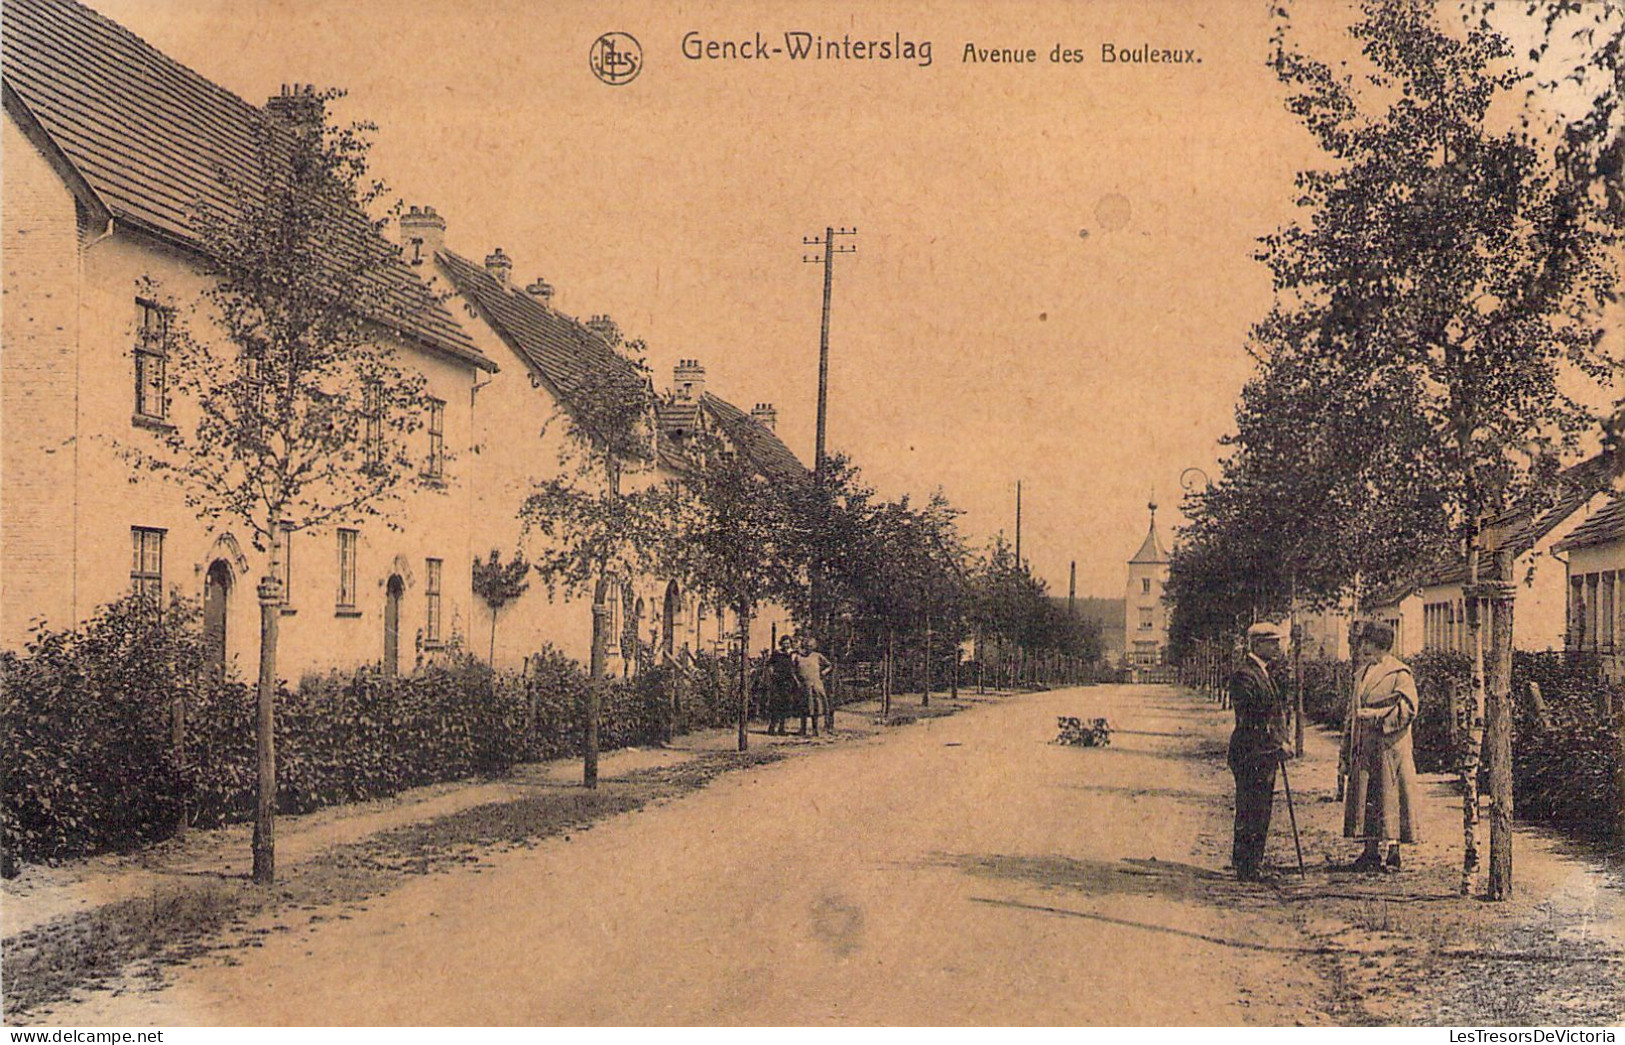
[1229,753,1278,874]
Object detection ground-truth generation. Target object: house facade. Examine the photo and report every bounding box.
[1363,457,1614,660]
[3,0,492,678]
[2,0,813,681]
[1553,495,1625,680]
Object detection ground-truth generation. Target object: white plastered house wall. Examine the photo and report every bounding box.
[2,103,484,680]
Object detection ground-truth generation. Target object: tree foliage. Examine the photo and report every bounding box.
[124,88,438,551]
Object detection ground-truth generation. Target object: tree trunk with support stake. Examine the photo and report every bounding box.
[251,562,282,885]
[585,574,610,789]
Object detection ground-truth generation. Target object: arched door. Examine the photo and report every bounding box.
[662,581,680,656]
[383,575,404,677]
[203,560,232,676]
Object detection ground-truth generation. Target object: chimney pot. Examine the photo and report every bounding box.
[525,278,554,308]
[751,402,778,431]
[484,247,513,287]
[399,204,447,267]
[673,359,707,403]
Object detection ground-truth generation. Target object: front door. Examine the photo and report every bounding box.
[203,559,231,677]
[384,575,403,677]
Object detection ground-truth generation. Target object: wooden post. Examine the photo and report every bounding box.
[737,603,750,752]
[585,575,609,789]
[922,616,932,708]
[1486,551,1517,899]
[251,568,281,885]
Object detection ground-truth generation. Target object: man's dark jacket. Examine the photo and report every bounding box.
[1228,655,1291,764]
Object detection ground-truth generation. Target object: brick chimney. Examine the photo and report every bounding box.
[525,277,554,309]
[265,83,324,138]
[484,248,513,287]
[399,206,446,267]
[673,359,706,402]
[750,403,777,431]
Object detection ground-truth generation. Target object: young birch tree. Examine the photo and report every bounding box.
[124,89,441,884]
[519,327,665,788]
[1266,0,1618,897]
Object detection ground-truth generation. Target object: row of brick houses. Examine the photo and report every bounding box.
[1,0,804,679]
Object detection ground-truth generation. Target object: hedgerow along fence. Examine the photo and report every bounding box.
[0,595,740,876]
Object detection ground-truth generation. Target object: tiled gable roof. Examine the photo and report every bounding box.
[436,249,645,413]
[701,393,808,483]
[1555,493,1625,552]
[656,394,808,483]
[1,0,490,371]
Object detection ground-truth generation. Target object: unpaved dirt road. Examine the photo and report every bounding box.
[35,683,1625,1025]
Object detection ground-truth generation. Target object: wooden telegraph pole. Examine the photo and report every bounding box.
[802,227,856,731]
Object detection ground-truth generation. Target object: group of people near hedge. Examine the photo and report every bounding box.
[762,635,834,737]
[1227,618,1419,882]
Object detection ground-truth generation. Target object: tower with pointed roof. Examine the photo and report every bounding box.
[1125,501,1171,667]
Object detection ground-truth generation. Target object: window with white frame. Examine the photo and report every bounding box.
[134,300,170,421]
[425,557,443,644]
[337,529,359,609]
[131,527,165,604]
[425,399,445,478]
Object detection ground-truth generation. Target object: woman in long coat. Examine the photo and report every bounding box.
[1343,621,1421,871]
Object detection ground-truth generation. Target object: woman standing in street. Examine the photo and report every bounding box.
[1343,621,1421,872]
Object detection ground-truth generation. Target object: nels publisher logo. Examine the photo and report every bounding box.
[590,32,642,85]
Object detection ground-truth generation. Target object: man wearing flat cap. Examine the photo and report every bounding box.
[1228,620,1295,881]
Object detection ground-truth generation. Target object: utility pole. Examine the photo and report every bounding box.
[801,226,857,480]
[1068,560,1076,617]
[801,227,857,664]
[1015,480,1023,568]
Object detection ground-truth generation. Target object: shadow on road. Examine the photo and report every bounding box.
[968,895,1340,956]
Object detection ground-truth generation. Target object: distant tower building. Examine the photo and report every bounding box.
[1125,501,1171,667]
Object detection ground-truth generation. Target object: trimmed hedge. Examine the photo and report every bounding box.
[1,595,727,875]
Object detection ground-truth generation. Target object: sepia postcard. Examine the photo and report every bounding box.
[2,0,1624,1031]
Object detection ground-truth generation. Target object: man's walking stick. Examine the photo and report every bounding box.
[1280,759,1307,876]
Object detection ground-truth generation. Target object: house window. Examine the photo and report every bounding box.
[278,524,294,606]
[337,529,358,609]
[363,383,383,469]
[1139,607,1154,631]
[1141,578,1151,595]
[425,399,445,478]
[130,527,165,604]
[134,300,170,421]
[425,558,443,644]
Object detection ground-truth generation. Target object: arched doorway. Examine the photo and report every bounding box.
[662,581,681,656]
[383,574,404,677]
[203,559,232,676]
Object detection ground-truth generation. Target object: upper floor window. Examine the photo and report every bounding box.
[131,526,165,604]
[363,383,384,470]
[134,300,171,421]
[1141,578,1151,595]
[1139,607,1154,631]
[425,399,445,478]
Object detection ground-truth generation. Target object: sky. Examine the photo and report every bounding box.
[83,0,1359,597]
